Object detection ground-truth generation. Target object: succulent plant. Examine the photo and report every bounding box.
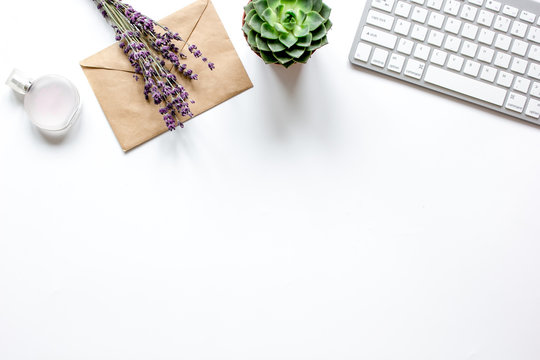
[242,0,332,68]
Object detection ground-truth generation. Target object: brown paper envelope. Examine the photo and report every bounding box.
[80,0,253,151]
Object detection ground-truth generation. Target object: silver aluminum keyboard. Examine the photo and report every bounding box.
[349,0,540,125]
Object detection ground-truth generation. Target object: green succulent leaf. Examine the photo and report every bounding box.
[304,11,325,31]
[297,9,307,24]
[274,23,288,34]
[276,5,285,18]
[273,51,294,64]
[293,24,309,37]
[279,31,298,48]
[281,0,297,5]
[320,3,331,20]
[267,0,280,10]
[242,22,252,36]
[297,50,313,63]
[260,51,278,64]
[244,2,255,13]
[245,9,257,25]
[296,33,312,47]
[308,36,328,51]
[311,24,327,41]
[256,34,271,51]
[247,30,258,47]
[285,47,306,58]
[261,8,278,25]
[253,0,269,17]
[249,14,265,33]
[267,39,287,52]
[324,19,333,31]
[283,61,295,68]
[312,0,323,12]
[296,0,313,12]
[261,22,279,39]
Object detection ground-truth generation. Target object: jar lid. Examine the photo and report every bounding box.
[5,69,32,95]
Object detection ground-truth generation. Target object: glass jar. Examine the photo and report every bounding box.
[6,69,81,132]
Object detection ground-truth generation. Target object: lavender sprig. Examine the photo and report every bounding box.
[94,0,215,131]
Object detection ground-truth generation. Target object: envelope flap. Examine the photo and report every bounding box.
[80,0,209,71]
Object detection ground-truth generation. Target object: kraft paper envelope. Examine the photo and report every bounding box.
[80,0,253,151]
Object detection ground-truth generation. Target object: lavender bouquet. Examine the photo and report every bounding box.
[93,0,214,130]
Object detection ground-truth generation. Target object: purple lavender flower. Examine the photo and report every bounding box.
[93,0,215,131]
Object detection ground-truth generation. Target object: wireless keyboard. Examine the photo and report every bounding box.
[349,0,540,125]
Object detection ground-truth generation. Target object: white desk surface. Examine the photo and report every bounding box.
[1,0,540,359]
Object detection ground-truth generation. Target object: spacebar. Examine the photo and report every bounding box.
[424,65,507,106]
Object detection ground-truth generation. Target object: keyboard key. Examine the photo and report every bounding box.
[478,28,495,45]
[510,21,528,37]
[354,42,372,62]
[485,0,501,12]
[414,44,431,60]
[411,0,424,5]
[520,11,536,23]
[460,5,478,22]
[430,49,448,65]
[361,26,397,49]
[428,12,445,28]
[477,46,494,63]
[493,15,511,32]
[371,48,389,67]
[372,0,395,13]
[528,45,540,61]
[525,98,540,118]
[427,30,445,46]
[394,19,411,36]
[527,62,540,78]
[411,7,428,23]
[511,39,528,56]
[513,76,530,93]
[447,54,465,71]
[502,5,519,17]
[404,59,426,79]
[397,38,414,54]
[496,71,513,87]
[464,60,481,77]
[445,18,462,34]
[424,65,506,105]
[366,10,395,30]
[494,52,511,68]
[480,65,497,82]
[426,0,443,10]
[461,41,478,57]
[477,10,495,27]
[469,0,484,6]
[494,34,512,50]
[505,92,527,112]
[531,82,540,97]
[388,53,406,72]
[444,35,462,52]
[527,27,540,43]
[461,23,478,40]
[411,24,428,41]
[512,58,528,74]
[444,0,461,16]
[394,1,411,17]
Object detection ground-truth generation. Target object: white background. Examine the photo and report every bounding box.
[1,0,540,359]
